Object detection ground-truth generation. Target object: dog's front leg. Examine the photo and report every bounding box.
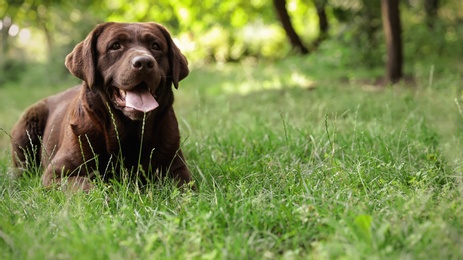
[42,155,95,192]
[168,149,194,189]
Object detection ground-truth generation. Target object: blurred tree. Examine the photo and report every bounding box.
[424,0,439,29]
[0,16,12,85]
[0,17,11,60]
[272,0,309,54]
[1,0,97,61]
[361,0,382,62]
[2,1,54,59]
[381,0,403,84]
[0,0,461,71]
[330,0,383,66]
[314,0,329,41]
[272,0,330,54]
[101,0,281,62]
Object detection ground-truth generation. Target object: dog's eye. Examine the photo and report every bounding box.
[151,42,161,51]
[109,42,121,50]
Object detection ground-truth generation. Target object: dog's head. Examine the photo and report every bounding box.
[65,22,189,120]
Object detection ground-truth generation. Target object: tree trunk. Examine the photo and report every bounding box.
[381,0,403,84]
[273,0,309,54]
[315,0,329,37]
[311,0,329,49]
[424,0,439,29]
[0,17,12,57]
[0,17,12,84]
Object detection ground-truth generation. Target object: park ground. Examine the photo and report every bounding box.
[0,49,462,259]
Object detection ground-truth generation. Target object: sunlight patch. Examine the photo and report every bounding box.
[221,72,315,95]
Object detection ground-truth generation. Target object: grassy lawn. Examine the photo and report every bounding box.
[1,53,463,259]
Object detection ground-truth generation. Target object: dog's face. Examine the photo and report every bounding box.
[65,22,189,120]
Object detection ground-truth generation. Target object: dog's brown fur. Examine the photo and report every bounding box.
[11,22,193,191]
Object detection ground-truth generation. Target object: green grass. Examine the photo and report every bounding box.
[1,54,463,259]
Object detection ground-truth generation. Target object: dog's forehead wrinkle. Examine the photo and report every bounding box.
[111,23,162,38]
[116,23,155,36]
[101,27,136,45]
[100,28,165,53]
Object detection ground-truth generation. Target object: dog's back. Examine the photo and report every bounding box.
[11,86,79,170]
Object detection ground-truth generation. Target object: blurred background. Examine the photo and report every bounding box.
[0,0,462,88]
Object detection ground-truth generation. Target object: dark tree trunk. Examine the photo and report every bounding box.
[381,0,403,84]
[312,0,329,49]
[273,0,309,54]
[424,0,439,29]
[315,0,329,37]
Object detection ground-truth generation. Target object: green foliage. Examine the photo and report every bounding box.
[2,0,290,65]
[325,0,463,68]
[331,0,383,66]
[1,0,463,70]
[72,0,286,62]
[0,58,25,84]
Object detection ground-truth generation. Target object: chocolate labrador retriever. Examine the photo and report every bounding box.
[11,22,193,191]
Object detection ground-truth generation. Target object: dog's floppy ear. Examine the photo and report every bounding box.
[65,23,110,88]
[157,23,189,89]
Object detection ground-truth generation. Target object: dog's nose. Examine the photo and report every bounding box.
[132,55,155,70]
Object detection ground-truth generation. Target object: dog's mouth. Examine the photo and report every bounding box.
[112,82,159,113]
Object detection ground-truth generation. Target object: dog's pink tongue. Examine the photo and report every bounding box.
[125,88,159,112]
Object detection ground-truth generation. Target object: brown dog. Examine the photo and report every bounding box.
[11,22,193,191]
